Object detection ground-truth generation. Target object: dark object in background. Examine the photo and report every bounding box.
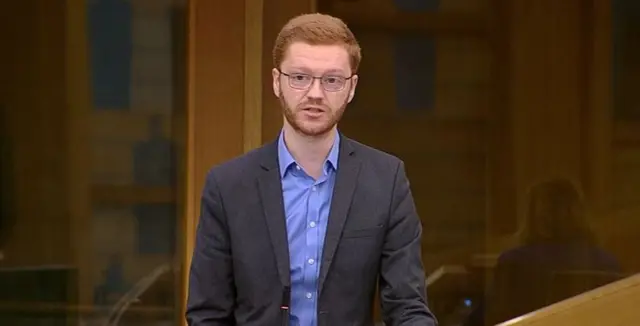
[132,115,177,255]
[0,266,78,326]
[0,103,16,248]
[394,0,440,11]
[132,115,176,187]
[88,0,132,109]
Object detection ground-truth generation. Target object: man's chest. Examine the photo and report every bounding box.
[281,172,335,272]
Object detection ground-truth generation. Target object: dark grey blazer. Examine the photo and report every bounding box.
[186,135,437,326]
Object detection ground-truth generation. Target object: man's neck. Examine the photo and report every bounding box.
[282,125,336,178]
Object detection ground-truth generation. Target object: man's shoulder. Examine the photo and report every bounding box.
[205,142,274,185]
[344,136,403,169]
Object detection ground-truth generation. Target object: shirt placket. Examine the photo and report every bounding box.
[303,177,326,326]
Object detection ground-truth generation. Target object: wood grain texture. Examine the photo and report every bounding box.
[498,273,640,326]
[182,0,246,322]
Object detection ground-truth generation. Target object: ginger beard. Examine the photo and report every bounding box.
[278,87,349,137]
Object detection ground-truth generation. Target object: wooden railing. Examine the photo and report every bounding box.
[497,273,640,326]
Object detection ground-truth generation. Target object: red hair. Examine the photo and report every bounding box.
[272,13,362,73]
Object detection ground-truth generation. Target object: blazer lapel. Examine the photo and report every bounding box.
[257,142,291,287]
[318,138,361,294]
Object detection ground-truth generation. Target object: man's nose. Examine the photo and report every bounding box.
[306,78,324,98]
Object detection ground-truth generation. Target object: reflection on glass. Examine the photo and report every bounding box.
[322,0,640,325]
[469,179,623,325]
[613,0,640,120]
[1,0,185,325]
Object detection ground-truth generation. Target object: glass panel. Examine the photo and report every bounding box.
[321,0,489,14]
[322,1,491,324]
[609,0,640,289]
[1,0,186,325]
[320,0,640,325]
[612,0,640,220]
[341,29,490,258]
[613,0,640,120]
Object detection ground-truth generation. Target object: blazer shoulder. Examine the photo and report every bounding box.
[345,137,403,169]
[205,142,274,187]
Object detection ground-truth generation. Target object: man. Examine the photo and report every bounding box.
[186,13,437,326]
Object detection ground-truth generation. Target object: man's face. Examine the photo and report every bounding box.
[272,42,358,137]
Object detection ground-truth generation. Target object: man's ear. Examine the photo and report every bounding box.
[272,68,281,98]
[347,74,358,103]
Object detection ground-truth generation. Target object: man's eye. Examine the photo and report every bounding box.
[292,74,308,81]
[324,76,344,84]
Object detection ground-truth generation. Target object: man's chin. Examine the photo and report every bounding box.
[293,121,335,137]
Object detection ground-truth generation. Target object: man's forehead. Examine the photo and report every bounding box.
[282,42,350,71]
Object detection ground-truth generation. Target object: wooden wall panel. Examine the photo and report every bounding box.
[65,0,93,304]
[498,273,640,326]
[485,0,517,235]
[244,0,264,152]
[324,0,489,36]
[0,0,73,267]
[332,20,490,260]
[582,0,613,216]
[0,0,93,305]
[610,0,640,213]
[501,0,588,227]
[182,0,246,319]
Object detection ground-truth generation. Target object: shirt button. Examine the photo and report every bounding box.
[309,221,316,228]
[308,258,315,265]
[296,165,301,170]
[312,186,317,191]
[306,293,313,299]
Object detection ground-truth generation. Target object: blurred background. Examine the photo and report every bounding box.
[1,0,638,325]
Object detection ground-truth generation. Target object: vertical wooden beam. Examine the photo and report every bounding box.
[494,0,588,231]
[244,0,264,152]
[582,0,612,217]
[488,0,612,236]
[3,1,71,264]
[486,0,517,236]
[65,0,92,305]
[0,0,90,306]
[182,0,246,322]
[182,0,197,319]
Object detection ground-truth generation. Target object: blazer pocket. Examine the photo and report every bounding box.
[341,224,384,239]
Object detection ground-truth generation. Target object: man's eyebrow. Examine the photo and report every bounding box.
[324,69,348,75]
[284,67,349,75]
[285,66,311,73]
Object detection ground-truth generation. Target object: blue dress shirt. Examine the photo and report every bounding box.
[277,131,340,326]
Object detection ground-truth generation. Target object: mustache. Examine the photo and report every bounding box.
[296,103,328,110]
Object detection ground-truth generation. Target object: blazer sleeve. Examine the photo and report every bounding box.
[186,171,236,325]
[379,161,438,326]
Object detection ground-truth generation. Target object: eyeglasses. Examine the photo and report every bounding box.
[279,70,354,92]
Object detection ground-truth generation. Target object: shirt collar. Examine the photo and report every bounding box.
[277,130,340,178]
